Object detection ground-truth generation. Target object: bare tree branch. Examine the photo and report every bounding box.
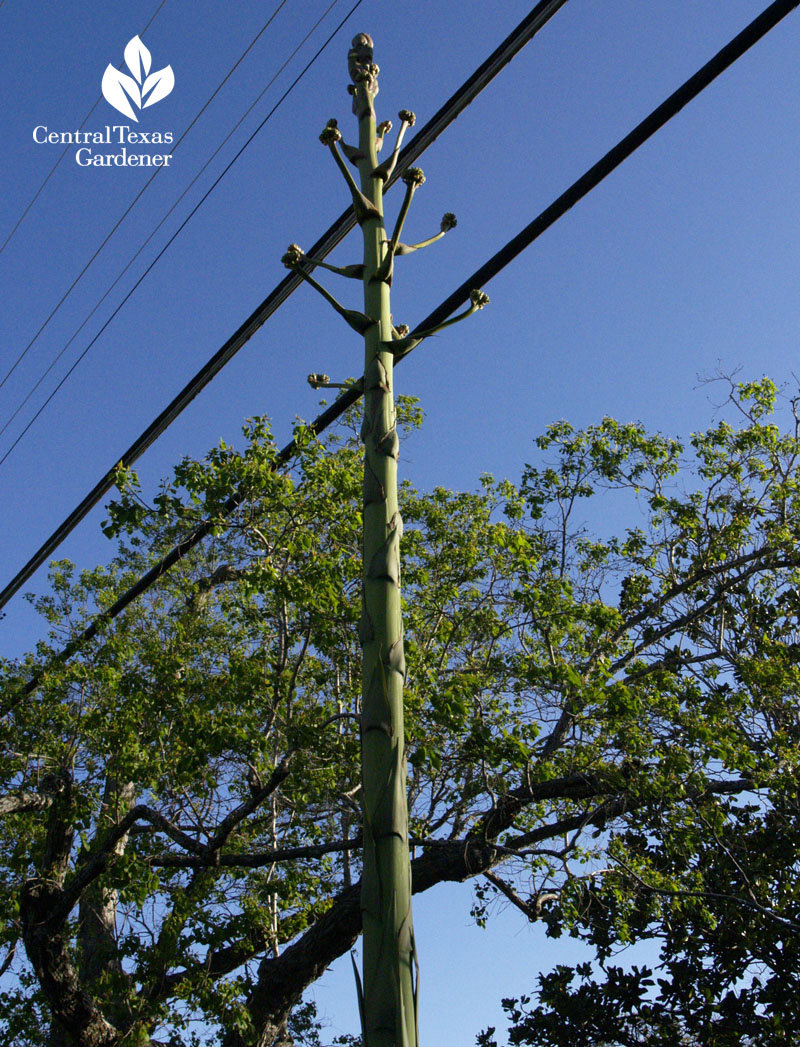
[0,791,52,816]
[152,835,362,870]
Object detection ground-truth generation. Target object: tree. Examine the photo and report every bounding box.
[474,379,800,1047]
[3,376,800,1046]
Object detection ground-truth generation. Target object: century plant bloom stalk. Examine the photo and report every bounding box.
[349,34,418,1047]
[283,35,486,1045]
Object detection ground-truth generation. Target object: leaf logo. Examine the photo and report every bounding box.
[102,36,174,122]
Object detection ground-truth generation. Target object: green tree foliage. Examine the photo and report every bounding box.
[2,379,800,1046]
[476,378,800,1047]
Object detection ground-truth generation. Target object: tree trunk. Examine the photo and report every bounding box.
[78,778,134,978]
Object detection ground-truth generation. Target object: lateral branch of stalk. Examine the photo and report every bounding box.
[307,373,362,394]
[393,211,457,255]
[372,109,416,182]
[286,152,483,355]
[284,231,488,358]
[282,244,373,334]
[388,288,490,360]
[320,121,381,226]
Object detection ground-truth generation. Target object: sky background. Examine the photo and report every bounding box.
[2,0,800,1042]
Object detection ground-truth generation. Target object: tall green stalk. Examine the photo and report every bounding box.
[349,35,417,1047]
[283,35,487,1046]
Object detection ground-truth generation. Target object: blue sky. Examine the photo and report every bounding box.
[2,0,800,1041]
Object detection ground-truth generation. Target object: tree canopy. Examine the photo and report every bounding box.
[3,378,800,1047]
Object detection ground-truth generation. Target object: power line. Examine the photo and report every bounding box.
[0,2,171,257]
[8,0,797,702]
[0,0,570,610]
[0,0,343,447]
[0,0,362,468]
[0,0,290,397]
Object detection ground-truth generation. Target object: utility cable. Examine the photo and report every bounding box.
[7,0,797,701]
[0,0,362,465]
[0,0,290,395]
[0,0,342,446]
[0,0,168,258]
[5,0,798,704]
[0,0,570,610]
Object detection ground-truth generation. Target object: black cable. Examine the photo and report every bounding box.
[0,0,570,610]
[0,0,341,446]
[0,0,290,397]
[0,0,363,471]
[8,0,797,704]
[0,0,169,258]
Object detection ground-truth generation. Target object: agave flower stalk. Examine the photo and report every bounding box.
[348,33,418,1047]
[289,35,487,1047]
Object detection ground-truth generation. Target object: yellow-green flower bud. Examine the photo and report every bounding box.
[394,324,410,338]
[398,109,416,126]
[282,244,305,268]
[307,373,330,389]
[377,120,393,136]
[353,62,379,83]
[401,167,425,187]
[470,289,490,309]
[320,120,342,146]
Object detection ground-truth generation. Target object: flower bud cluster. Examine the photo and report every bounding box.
[401,167,425,188]
[282,244,305,268]
[319,119,342,146]
[352,62,379,84]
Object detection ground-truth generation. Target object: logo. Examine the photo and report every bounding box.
[32,34,175,168]
[102,36,174,122]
